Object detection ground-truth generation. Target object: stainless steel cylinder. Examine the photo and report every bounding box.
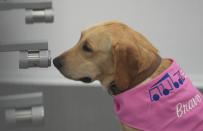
[19,50,51,68]
[25,9,54,24]
[5,106,44,126]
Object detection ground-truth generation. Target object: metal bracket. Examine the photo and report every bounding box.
[0,0,52,10]
[0,92,44,127]
[0,40,51,68]
[0,40,48,52]
[0,0,54,24]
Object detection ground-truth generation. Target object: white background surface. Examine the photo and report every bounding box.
[0,0,202,87]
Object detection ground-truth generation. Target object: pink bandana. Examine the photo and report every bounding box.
[113,59,203,131]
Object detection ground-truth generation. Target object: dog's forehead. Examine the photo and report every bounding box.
[82,26,107,36]
[79,21,128,50]
[82,21,126,35]
[82,27,111,42]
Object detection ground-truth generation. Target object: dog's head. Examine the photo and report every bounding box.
[53,21,158,90]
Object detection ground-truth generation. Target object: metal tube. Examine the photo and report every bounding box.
[19,50,51,68]
[5,106,44,127]
[26,9,54,24]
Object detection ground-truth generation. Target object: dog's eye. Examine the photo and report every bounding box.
[82,43,92,52]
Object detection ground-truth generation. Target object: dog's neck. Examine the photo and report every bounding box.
[108,55,162,95]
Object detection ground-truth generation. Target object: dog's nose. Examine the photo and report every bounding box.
[53,57,63,69]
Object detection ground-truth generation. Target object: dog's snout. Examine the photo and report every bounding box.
[53,57,63,69]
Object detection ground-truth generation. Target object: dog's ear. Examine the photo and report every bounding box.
[112,42,140,91]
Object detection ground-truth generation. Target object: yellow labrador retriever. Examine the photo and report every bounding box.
[53,21,172,131]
